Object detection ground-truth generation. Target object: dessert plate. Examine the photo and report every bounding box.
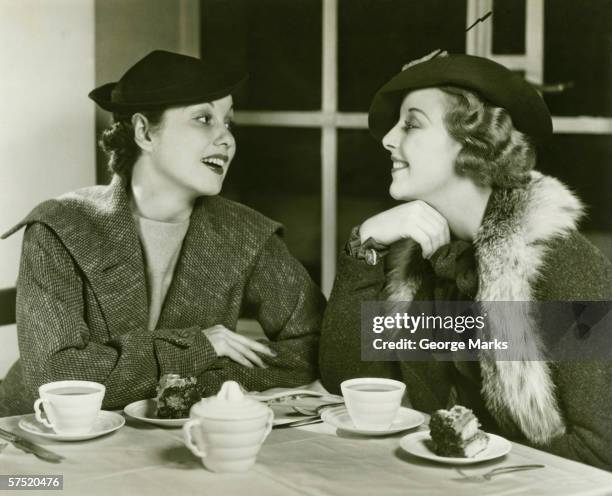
[18,411,125,441]
[124,399,188,427]
[399,430,512,465]
[321,406,424,436]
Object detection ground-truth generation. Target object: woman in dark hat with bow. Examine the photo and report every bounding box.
[320,52,612,470]
[0,50,324,415]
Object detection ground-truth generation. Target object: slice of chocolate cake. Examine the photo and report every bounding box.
[155,374,201,419]
[429,405,489,457]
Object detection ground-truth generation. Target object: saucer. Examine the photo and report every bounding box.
[18,411,125,441]
[321,406,424,436]
[124,399,188,427]
[399,430,512,465]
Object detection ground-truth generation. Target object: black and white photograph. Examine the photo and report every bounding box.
[1,0,611,494]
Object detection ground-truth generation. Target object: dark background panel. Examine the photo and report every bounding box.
[337,129,398,249]
[338,0,467,112]
[539,134,612,232]
[492,0,526,54]
[201,0,322,111]
[543,0,612,117]
[223,126,322,284]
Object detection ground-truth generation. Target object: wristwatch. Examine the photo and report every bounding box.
[345,226,389,266]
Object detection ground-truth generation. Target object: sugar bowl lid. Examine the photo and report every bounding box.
[189,381,271,420]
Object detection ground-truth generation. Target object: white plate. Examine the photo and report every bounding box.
[124,399,188,427]
[321,406,424,436]
[18,411,125,441]
[399,430,512,465]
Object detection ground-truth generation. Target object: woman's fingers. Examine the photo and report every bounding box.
[226,331,276,357]
[224,346,255,368]
[202,325,274,368]
[226,339,267,368]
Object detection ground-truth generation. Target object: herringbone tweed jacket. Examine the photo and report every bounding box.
[320,172,612,471]
[0,176,324,416]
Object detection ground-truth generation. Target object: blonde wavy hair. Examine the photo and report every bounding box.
[439,85,536,188]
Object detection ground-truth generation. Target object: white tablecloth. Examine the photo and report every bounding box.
[2,388,612,496]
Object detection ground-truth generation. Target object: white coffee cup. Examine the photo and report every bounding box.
[340,377,406,431]
[33,380,105,435]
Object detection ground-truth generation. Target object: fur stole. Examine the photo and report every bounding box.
[384,171,584,444]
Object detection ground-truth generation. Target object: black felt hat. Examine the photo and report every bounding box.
[369,54,552,145]
[89,50,247,112]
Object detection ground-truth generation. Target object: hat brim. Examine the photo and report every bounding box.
[368,55,552,145]
[88,75,248,113]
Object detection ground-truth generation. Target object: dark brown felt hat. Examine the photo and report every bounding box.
[89,50,247,112]
[368,54,552,145]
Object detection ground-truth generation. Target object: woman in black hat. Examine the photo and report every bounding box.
[320,52,612,470]
[0,51,324,416]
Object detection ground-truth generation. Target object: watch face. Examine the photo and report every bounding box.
[365,248,378,266]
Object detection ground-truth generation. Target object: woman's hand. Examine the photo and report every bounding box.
[202,325,276,368]
[359,201,450,258]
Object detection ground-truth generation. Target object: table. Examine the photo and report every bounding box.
[2,399,612,496]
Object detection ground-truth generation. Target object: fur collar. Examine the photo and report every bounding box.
[385,172,584,444]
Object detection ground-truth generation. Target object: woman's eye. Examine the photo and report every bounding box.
[197,115,211,125]
[402,120,418,131]
[225,121,235,131]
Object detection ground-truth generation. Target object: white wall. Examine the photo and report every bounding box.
[0,0,96,377]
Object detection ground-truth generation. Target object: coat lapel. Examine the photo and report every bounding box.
[3,176,150,335]
[157,196,237,330]
[84,177,149,336]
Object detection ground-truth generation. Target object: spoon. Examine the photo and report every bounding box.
[291,402,345,416]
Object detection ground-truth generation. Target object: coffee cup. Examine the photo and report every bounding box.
[33,380,105,435]
[340,377,406,430]
[183,381,273,473]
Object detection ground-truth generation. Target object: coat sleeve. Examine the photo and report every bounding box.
[197,233,325,392]
[16,223,218,410]
[319,251,396,395]
[533,232,612,470]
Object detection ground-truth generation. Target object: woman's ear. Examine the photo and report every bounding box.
[132,113,154,152]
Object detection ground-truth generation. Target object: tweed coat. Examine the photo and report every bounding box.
[0,176,324,416]
[320,172,612,470]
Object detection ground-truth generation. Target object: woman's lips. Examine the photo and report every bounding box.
[391,159,409,173]
[200,155,228,175]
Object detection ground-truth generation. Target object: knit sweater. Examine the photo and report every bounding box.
[0,175,324,416]
[133,213,189,330]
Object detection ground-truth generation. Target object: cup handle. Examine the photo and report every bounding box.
[33,399,54,429]
[260,410,274,443]
[182,419,206,458]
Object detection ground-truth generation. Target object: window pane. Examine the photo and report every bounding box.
[337,129,397,250]
[201,0,322,111]
[544,0,612,117]
[338,0,467,112]
[492,0,526,54]
[539,134,612,233]
[223,126,322,284]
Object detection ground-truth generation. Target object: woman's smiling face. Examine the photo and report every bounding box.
[148,95,236,198]
[382,88,462,202]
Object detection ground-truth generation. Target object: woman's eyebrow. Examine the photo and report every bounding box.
[408,107,431,122]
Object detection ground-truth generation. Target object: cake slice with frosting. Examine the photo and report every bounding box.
[155,374,201,419]
[429,405,489,457]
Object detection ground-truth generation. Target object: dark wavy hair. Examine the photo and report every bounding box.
[439,85,536,188]
[98,110,165,181]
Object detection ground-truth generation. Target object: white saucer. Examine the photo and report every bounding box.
[321,406,424,436]
[399,430,512,465]
[124,399,188,427]
[18,411,125,441]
